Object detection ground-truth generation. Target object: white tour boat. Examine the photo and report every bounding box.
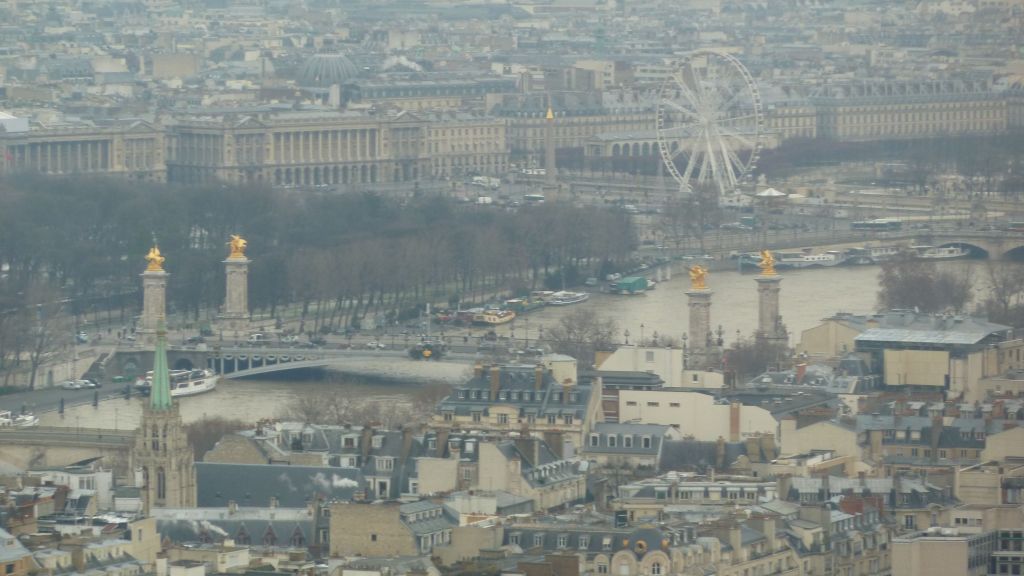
[137,368,218,398]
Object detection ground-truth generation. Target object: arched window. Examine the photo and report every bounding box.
[651,561,662,575]
[156,467,166,500]
[263,525,277,547]
[151,425,159,451]
[236,526,251,545]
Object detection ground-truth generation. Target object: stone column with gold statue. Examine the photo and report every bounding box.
[754,250,786,342]
[685,264,712,369]
[219,234,250,335]
[139,246,168,347]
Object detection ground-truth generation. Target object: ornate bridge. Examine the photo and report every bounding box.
[917,230,1024,260]
[210,346,476,382]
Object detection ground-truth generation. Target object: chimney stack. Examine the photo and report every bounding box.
[490,365,501,400]
[534,364,545,391]
[361,426,373,461]
[474,362,484,379]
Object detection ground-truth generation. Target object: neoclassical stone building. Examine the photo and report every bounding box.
[0,119,166,181]
[164,108,431,186]
[813,79,1007,141]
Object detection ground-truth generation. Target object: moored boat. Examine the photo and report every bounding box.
[136,368,218,398]
[473,309,517,325]
[505,297,546,314]
[913,245,969,260]
[546,291,590,305]
[776,250,846,269]
[0,410,39,427]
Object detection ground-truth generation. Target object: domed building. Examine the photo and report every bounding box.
[297,53,360,89]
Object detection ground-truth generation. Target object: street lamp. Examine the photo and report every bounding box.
[681,332,688,369]
[524,317,530,348]
[640,323,645,346]
[624,329,630,345]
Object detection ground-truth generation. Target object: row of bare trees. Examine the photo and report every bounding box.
[0,175,636,385]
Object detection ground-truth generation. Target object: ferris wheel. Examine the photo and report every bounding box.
[656,50,764,195]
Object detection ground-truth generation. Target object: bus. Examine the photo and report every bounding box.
[851,218,903,232]
[523,194,546,205]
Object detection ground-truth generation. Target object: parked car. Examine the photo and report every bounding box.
[366,341,386,350]
[77,379,99,388]
[184,336,205,345]
[60,380,82,390]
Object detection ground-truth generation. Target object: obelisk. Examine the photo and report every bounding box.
[219,234,250,334]
[542,101,559,202]
[686,265,712,369]
[754,250,785,342]
[139,246,168,347]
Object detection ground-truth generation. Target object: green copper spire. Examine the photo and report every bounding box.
[150,320,173,411]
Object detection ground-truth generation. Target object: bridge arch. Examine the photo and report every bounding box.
[1002,245,1024,261]
[935,241,989,259]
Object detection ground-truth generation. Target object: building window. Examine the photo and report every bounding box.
[547,415,556,425]
[557,535,568,548]
[608,436,617,448]
[371,534,377,542]
[462,468,473,481]
[534,534,544,548]
[376,457,394,471]
[590,434,600,447]
[497,414,509,424]
[562,415,573,425]
[647,402,659,407]
[645,351,655,362]
[597,564,608,574]
[626,401,638,407]
[527,414,537,424]
[472,412,482,423]
[651,562,662,575]
[510,533,520,546]
[579,535,590,549]
[624,436,633,448]
[904,515,915,529]
[670,402,680,408]
[642,437,652,449]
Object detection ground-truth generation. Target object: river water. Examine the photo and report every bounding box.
[43,260,1008,429]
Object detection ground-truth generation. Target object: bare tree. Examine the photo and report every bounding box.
[877,256,972,313]
[545,308,619,367]
[980,262,1024,327]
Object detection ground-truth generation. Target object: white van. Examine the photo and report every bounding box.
[247,333,269,344]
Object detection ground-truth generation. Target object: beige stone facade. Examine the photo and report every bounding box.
[329,502,416,557]
[617,390,777,442]
[476,442,585,511]
[166,111,429,186]
[423,113,508,179]
[0,120,166,182]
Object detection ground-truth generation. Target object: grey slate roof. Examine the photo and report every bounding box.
[151,507,315,549]
[0,527,32,563]
[585,423,668,456]
[196,462,363,508]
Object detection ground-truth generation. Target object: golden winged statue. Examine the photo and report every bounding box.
[228,234,247,259]
[145,245,165,272]
[758,249,776,276]
[689,264,708,290]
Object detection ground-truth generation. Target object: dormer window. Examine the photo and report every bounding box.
[372,435,383,449]
[623,436,633,448]
[642,436,652,449]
